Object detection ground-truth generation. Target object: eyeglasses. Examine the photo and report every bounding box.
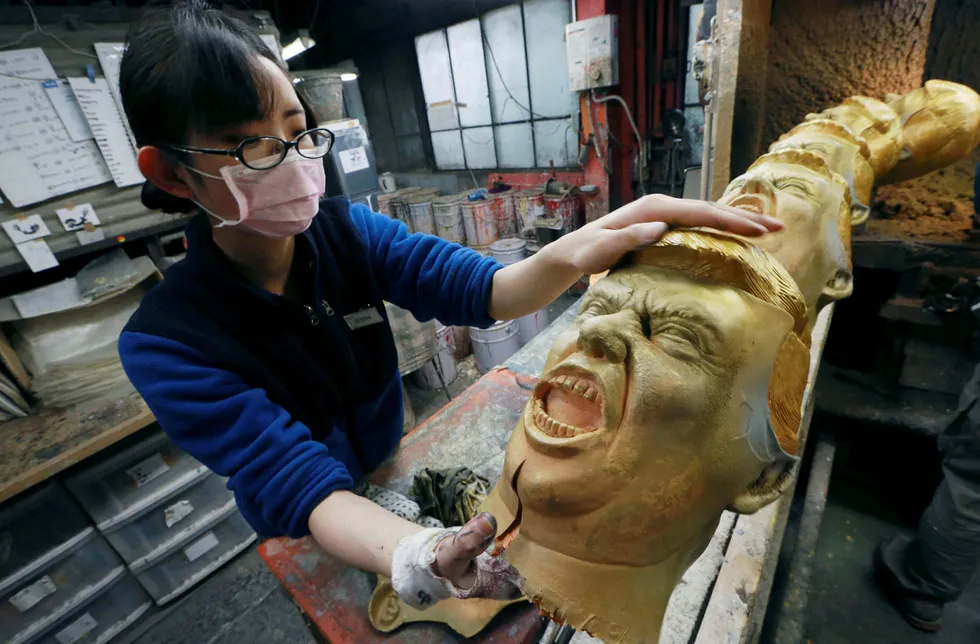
[165,127,334,170]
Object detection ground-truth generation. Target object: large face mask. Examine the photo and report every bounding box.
[482,231,809,644]
[769,119,873,226]
[880,80,980,184]
[718,149,853,318]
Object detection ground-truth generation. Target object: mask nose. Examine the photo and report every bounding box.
[577,310,635,363]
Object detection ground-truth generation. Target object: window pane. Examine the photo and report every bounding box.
[523,0,574,118]
[416,30,457,132]
[483,5,531,123]
[447,19,493,127]
[685,4,704,106]
[431,130,465,170]
[533,118,575,168]
[462,127,497,169]
[494,123,534,168]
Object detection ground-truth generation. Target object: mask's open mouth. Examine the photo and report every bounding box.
[531,372,604,438]
[725,195,768,215]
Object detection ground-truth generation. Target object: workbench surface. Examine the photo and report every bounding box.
[260,301,833,644]
[0,390,154,504]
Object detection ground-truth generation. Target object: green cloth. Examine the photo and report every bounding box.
[409,467,491,527]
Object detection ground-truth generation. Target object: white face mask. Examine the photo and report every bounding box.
[184,152,326,237]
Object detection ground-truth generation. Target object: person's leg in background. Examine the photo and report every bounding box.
[875,364,980,632]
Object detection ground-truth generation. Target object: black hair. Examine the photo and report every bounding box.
[120,0,314,213]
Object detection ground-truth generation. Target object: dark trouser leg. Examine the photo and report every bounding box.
[896,366,980,603]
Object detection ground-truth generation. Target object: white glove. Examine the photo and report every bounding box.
[391,526,523,610]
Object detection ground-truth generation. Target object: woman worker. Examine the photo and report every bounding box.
[117,0,782,607]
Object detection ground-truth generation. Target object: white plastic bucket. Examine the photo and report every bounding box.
[489,238,527,266]
[412,325,458,389]
[461,199,498,247]
[517,308,550,345]
[433,196,466,244]
[470,320,521,373]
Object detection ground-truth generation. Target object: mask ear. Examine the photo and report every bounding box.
[728,460,796,514]
[850,202,870,227]
[820,268,854,305]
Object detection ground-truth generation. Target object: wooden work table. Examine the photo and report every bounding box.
[260,301,834,643]
[0,390,154,504]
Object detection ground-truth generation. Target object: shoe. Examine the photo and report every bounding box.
[873,536,944,633]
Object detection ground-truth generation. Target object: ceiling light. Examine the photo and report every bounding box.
[282,29,315,60]
[340,72,358,82]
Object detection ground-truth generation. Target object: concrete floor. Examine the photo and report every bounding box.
[800,422,980,644]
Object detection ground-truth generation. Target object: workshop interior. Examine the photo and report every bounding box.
[0,0,978,643]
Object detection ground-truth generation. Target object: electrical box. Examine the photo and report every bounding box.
[566,15,619,91]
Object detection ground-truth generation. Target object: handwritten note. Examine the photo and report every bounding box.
[15,239,59,273]
[68,77,144,188]
[2,214,51,243]
[339,146,370,173]
[93,43,136,149]
[43,80,93,142]
[56,203,100,231]
[0,49,112,207]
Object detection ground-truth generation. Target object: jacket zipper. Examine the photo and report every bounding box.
[303,305,320,326]
[321,299,335,316]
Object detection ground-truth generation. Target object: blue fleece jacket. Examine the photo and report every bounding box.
[119,199,501,538]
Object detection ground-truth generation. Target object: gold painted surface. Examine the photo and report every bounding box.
[368,576,521,637]
[805,95,903,177]
[769,119,874,224]
[881,80,980,184]
[718,149,853,319]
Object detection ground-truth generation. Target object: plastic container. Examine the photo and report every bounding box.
[102,471,235,568]
[470,320,522,373]
[489,238,527,266]
[64,430,210,532]
[33,570,151,644]
[412,325,457,390]
[517,309,550,346]
[132,499,256,605]
[0,529,124,644]
[406,197,436,235]
[0,483,92,588]
[432,195,466,244]
[461,199,498,247]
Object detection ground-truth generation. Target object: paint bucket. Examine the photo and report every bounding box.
[489,188,518,239]
[377,193,395,217]
[432,194,466,244]
[469,320,521,373]
[469,244,492,257]
[407,196,436,235]
[461,199,498,247]
[412,324,458,389]
[580,184,604,224]
[517,308,550,345]
[544,194,580,235]
[516,189,545,239]
[451,326,471,358]
[389,187,424,226]
[384,302,436,375]
[489,238,527,266]
[526,242,542,256]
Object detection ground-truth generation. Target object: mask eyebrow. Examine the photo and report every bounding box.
[643,296,724,343]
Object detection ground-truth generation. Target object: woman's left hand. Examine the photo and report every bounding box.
[548,194,784,276]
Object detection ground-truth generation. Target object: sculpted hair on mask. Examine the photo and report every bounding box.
[120,0,315,213]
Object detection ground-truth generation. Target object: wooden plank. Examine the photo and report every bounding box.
[0,390,154,503]
[693,306,833,644]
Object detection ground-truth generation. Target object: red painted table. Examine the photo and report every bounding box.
[258,368,547,644]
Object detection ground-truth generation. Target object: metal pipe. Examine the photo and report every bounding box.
[770,433,837,644]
